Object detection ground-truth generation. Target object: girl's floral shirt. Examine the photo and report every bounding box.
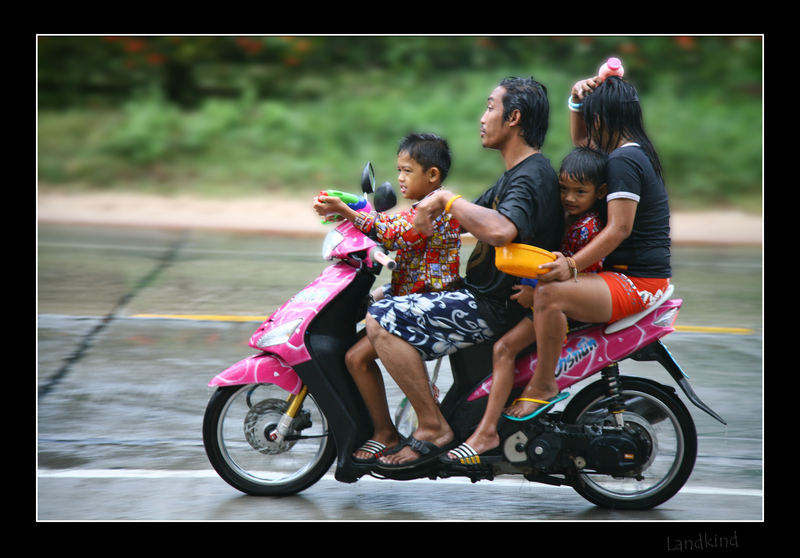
[353,206,461,296]
[562,210,604,273]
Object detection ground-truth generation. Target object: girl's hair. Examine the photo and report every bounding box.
[560,146,608,222]
[499,77,549,150]
[559,146,608,188]
[582,77,663,178]
[398,132,452,183]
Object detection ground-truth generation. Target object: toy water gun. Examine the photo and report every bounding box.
[598,57,624,81]
[317,189,367,224]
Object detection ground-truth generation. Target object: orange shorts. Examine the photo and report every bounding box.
[598,272,671,323]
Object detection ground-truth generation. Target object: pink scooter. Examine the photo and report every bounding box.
[202,162,725,510]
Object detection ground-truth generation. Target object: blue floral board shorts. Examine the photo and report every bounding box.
[368,289,495,361]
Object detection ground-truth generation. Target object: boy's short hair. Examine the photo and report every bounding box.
[398,133,452,183]
[559,147,608,188]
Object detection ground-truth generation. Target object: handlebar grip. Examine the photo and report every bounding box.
[370,248,396,270]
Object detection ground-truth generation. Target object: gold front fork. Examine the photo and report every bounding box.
[286,385,309,415]
[268,385,309,442]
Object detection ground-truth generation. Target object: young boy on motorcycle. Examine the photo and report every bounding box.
[313,132,462,463]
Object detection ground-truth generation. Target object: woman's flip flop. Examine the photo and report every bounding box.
[502,392,570,422]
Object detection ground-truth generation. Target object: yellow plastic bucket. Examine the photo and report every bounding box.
[495,244,556,278]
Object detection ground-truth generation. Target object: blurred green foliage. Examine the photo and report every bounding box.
[37,35,763,210]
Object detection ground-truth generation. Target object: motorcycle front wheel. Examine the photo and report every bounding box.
[203,383,335,496]
[562,376,697,510]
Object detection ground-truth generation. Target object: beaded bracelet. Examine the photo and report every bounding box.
[568,96,583,112]
[566,256,579,282]
[445,195,462,213]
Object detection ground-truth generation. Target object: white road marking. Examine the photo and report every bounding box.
[37,469,762,497]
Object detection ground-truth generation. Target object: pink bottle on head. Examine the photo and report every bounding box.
[598,57,624,80]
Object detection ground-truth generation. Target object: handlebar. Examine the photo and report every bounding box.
[368,246,396,270]
[318,190,367,224]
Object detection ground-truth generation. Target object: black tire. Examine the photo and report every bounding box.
[203,384,336,496]
[562,376,697,510]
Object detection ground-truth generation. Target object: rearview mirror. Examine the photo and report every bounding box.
[361,162,375,194]
[373,181,397,213]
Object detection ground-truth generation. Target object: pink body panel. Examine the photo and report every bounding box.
[209,263,357,389]
[328,219,376,260]
[248,218,374,365]
[247,262,359,364]
[467,299,682,401]
[209,217,375,389]
[208,352,305,393]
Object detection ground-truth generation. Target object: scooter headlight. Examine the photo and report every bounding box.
[322,229,344,260]
[256,318,303,348]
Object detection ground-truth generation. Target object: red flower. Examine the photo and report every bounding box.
[124,39,146,53]
[235,37,263,54]
[146,53,165,65]
[294,39,312,53]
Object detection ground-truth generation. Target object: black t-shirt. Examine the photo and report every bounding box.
[464,153,563,334]
[604,144,671,278]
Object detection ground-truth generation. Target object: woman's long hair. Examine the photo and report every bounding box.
[582,77,663,178]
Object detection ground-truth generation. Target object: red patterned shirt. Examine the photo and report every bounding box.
[561,211,604,273]
[353,206,461,296]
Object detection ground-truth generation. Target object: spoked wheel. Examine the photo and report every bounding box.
[203,383,335,496]
[562,376,697,510]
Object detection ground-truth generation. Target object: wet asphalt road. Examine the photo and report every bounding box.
[37,224,763,523]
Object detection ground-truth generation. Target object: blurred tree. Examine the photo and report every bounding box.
[37,35,762,108]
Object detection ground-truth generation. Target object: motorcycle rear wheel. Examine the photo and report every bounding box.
[203,383,335,496]
[562,376,697,510]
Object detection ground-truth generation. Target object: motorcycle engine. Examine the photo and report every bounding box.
[500,417,651,476]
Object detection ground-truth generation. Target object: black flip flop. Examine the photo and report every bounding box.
[375,436,456,470]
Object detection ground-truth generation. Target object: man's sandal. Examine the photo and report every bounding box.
[375,436,457,470]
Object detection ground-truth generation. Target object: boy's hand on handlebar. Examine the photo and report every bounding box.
[313,195,347,217]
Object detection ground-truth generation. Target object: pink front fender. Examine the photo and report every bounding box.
[208,353,303,394]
